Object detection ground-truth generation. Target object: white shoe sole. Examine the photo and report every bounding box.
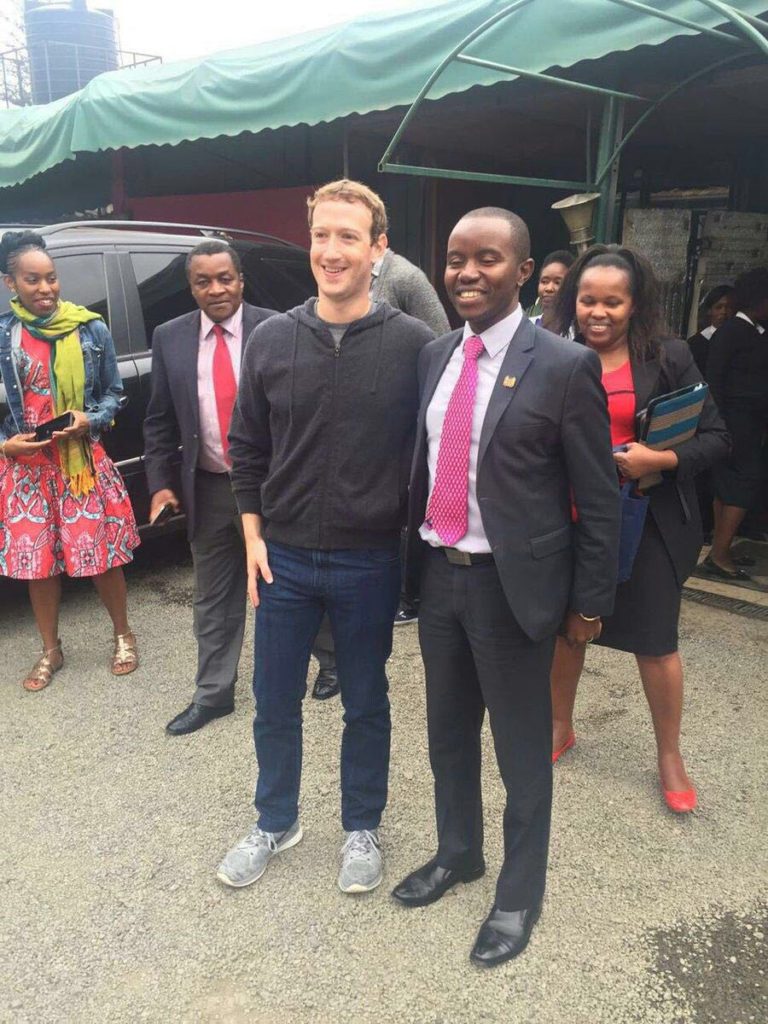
[216,825,304,888]
[338,872,383,894]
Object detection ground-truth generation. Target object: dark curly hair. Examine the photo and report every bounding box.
[540,249,574,272]
[0,229,49,277]
[550,244,668,361]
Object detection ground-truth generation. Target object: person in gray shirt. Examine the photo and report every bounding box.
[371,249,450,337]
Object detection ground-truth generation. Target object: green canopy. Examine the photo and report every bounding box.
[1,0,766,188]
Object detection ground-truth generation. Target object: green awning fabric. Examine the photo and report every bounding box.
[1,0,766,188]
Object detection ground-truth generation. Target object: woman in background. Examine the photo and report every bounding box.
[0,230,139,690]
[703,267,768,579]
[528,249,574,327]
[548,244,728,813]
[687,284,735,376]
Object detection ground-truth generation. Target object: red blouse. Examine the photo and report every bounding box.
[602,360,636,447]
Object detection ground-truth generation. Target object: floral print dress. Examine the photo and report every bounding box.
[0,328,139,579]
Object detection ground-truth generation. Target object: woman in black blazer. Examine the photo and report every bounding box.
[703,268,768,579]
[548,245,729,814]
[686,284,734,377]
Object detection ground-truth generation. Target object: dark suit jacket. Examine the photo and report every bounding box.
[631,338,729,585]
[143,302,275,540]
[405,318,621,642]
[706,315,768,412]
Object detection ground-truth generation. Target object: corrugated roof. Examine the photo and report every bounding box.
[0,0,766,189]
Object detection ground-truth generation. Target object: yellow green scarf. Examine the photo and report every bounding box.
[11,298,103,496]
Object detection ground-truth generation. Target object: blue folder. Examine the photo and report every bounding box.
[636,382,709,488]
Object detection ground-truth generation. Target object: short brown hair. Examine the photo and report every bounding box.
[307,179,388,242]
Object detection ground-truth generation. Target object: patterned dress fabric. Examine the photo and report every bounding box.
[425,335,485,545]
[0,329,139,580]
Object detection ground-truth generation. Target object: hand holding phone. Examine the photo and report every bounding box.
[33,412,75,442]
[149,501,176,527]
[148,489,180,526]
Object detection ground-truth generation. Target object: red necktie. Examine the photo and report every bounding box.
[212,323,237,461]
[425,335,485,545]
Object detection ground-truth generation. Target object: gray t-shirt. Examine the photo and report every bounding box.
[314,298,380,347]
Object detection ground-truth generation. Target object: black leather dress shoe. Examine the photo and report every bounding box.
[470,904,542,967]
[311,668,339,700]
[391,857,485,907]
[165,702,234,736]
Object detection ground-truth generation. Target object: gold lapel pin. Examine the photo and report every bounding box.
[502,375,517,389]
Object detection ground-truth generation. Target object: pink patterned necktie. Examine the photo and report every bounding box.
[426,335,485,545]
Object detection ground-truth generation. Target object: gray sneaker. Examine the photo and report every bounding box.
[338,829,382,893]
[216,820,303,888]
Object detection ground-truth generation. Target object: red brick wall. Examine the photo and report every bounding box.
[129,186,314,248]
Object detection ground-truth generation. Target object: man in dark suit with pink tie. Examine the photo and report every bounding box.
[393,208,620,966]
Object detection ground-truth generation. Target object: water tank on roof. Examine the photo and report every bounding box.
[25,0,118,104]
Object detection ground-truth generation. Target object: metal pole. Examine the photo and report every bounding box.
[733,9,768,34]
[694,0,768,57]
[593,96,624,243]
[604,0,749,46]
[454,53,647,101]
[594,52,744,187]
[378,0,536,170]
[379,162,589,192]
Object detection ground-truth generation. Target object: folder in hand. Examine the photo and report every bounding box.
[635,382,709,488]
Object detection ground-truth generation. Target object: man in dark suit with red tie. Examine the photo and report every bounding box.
[392,208,620,966]
[143,240,277,735]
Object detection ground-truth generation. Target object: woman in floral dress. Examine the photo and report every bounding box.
[0,230,140,690]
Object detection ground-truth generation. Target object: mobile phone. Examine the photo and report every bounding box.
[33,412,75,441]
[149,501,176,527]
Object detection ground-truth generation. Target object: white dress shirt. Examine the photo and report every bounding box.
[197,304,243,473]
[735,310,765,335]
[420,305,524,553]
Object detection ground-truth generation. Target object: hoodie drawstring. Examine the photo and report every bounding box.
[288,314,300,435]
[369,309,389,395]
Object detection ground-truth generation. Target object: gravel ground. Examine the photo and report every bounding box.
[1,538,766,1024]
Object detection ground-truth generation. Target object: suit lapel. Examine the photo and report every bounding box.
[630,351,662,418]
[416,331,462,443]
[477,317,536,468]
[183,311,202,428]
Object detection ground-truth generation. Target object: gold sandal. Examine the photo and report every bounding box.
[112,631,139,676]
[22,640,64,692]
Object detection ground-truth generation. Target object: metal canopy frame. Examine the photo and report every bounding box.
[378,0,768,241]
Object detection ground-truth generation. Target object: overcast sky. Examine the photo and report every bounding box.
[108,0,436,63]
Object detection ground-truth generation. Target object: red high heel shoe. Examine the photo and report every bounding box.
[552,731,575,765]
[663,786,697,813]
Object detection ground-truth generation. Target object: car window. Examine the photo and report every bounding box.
[235,242,314,311]
[130,251,197,348]
[0,252,110,325]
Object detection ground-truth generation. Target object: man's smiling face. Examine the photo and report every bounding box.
[444,215,534,334]
[309,199,385,308]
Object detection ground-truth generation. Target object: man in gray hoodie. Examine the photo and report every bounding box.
[217,180,433,895]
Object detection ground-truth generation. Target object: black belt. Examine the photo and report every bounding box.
[439,547,494,566]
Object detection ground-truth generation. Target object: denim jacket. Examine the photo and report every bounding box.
[0,311,123,440]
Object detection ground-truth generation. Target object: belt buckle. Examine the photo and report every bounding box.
[445,547,472,566]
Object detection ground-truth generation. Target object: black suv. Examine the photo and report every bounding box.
[0,221,314,524]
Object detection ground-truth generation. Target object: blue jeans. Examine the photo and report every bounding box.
[252,540,401,832]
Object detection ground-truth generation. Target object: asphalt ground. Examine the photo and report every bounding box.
[1,536,766,1024]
